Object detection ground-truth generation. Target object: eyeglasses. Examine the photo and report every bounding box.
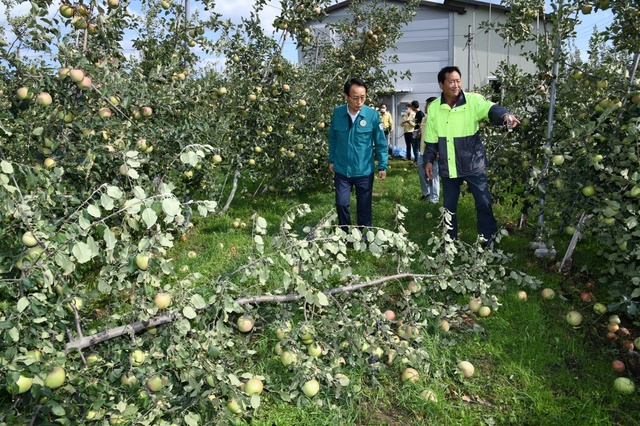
[349,95,366,102]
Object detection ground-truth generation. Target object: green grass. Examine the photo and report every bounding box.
[170,159,638,425]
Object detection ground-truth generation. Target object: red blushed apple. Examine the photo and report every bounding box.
[606,331,618,341]
[607,322,619,333]
[584,282,595,291]
[621,340,634,351]
[580,292,592,302]
[612,360,625,372]
[617,327,630,337]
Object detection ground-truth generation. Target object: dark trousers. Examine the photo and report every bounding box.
[384,130,392,155]
[411,136,420,161]
[441,172,498,243]
[334,172,374,232]
[403,132,414,160]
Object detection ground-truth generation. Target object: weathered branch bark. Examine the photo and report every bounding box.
[64,272,430,351]
[65,312,180,352]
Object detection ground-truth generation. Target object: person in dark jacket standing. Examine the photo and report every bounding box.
[423,66,519,245]
[411,100,425,166]
[329,78,388,232]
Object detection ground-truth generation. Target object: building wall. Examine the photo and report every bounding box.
[308,0,541,150]
[449,2,542,91]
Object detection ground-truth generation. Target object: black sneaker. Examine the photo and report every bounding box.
[420,195,429,201]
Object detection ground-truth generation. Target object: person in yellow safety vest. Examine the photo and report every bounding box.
[423,66,520,246]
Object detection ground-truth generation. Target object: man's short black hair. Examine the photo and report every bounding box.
[411,100,420,109]
[426,96,437,104]
[437,66,462,84]
[344,77,367,95]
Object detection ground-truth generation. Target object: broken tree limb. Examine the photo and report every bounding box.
[65,272,439,352]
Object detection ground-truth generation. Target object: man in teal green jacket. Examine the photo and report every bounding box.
[423,66,520,245]
[329,77,388,232]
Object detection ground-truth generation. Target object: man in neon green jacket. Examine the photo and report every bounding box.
[423,66,520,245]
[329,77,388,232]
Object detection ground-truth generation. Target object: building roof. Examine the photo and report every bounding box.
[325,0,467,15]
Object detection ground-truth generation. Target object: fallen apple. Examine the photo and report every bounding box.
[612,360,626,373]
[154,292,171,309]
[468,297,482,312]
[517,290,527,300]
[438,319,450,332]
[420,389,438,402]
[401,367,419,382]
[384,310,395,321]
[566,310,583,326]
[457,361,474,378]
[478,306,491,318]
[237,315,254,333]
[593,303,607,314]
[613,377,635,395]
[541,288,555,300]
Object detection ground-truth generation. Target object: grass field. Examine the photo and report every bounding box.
[171,158,639,425]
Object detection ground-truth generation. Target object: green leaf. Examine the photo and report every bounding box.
[316,292,329,307]
[106,185,124,199]
[8,327,18,342]
[184,412,201,426]
[142,208,158,229]
[73,241,94,264]
[251,394,261,410]
[0,160,13,174]
[87,204,101,218]
[17,297,29,313]
[104,228,117,250]
[183,306,197,319]
[190,294,207,309]
[100,193,115,211]
[32,127,44,136]
[162,198,181,217]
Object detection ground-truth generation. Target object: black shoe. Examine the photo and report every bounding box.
[420,195,429,202]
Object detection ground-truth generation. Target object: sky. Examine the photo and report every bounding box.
[0,0,615,67]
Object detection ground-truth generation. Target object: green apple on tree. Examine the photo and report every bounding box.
[44,366,66,389]
[135,253,150,271]
[244,378,263,395]
[301,379,320,397]
[7,374,33,395]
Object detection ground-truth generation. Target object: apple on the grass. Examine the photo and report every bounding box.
[613,377,635,395]
[154,292,171,309]
[384,310,395,321]
[517,290,527,300]
[566,310,583,326]
[478,306,491,318]
[301,379,320,397]
[99,107,111,118]
[593,303,607,314]
[401,367,419,382]
[438,319,450,332]
[237,315,254,333]
[468,297,482,312]
[612,360,625,373]
[457,361,475,378]
[541,288,555,300]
